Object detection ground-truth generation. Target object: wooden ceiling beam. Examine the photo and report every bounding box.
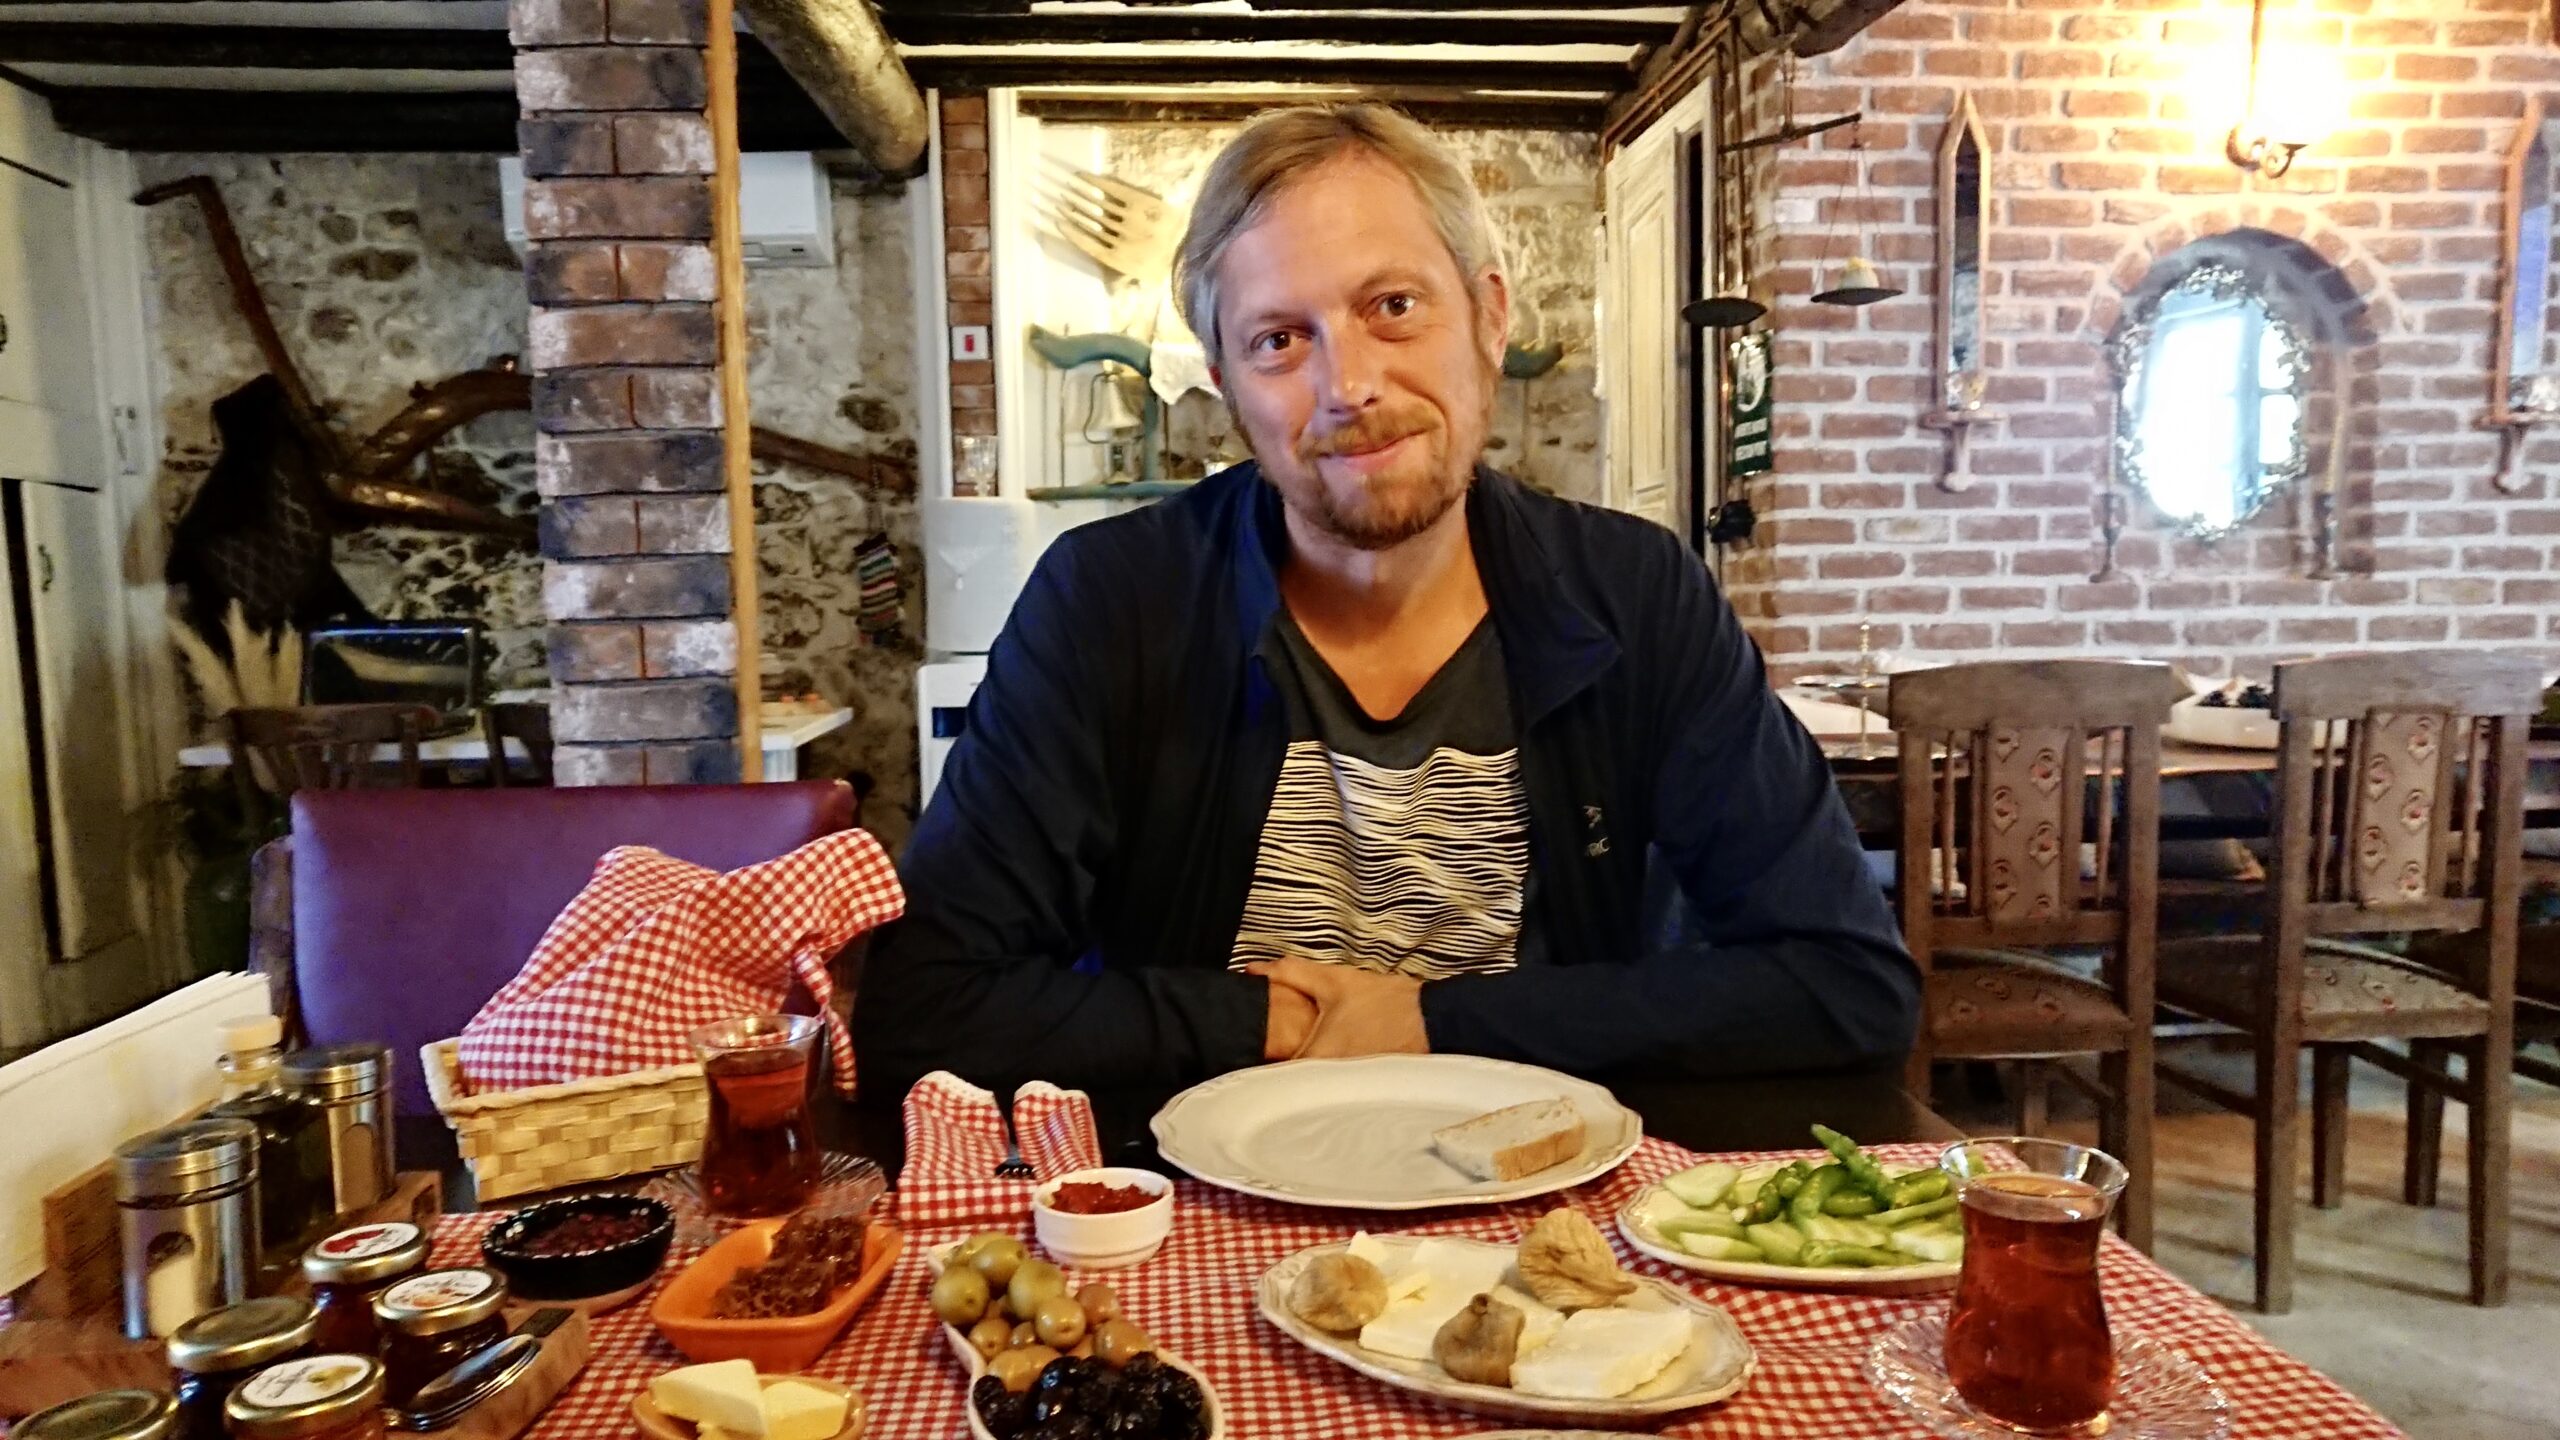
[883,12,1677,47]
[1015,91,1607,131]
[43,82,846,152]
[905,54,1631,93]
[0,22,513,68]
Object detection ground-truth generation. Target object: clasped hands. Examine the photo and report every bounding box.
[1248,957,1429,1061]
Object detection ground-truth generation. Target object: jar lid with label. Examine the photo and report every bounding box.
[303,1222,428,1288]
[224,1355,384,1440]
[279,1045,391,1103]
[373,1267,507,1336]
[166,1296,317,1375]
[14,1389,178,1440]
[114,1119,259,1202]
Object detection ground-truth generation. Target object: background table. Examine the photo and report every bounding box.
[177,704,854,781]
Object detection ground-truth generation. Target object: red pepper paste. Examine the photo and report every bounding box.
[1045,1181,1159,1215]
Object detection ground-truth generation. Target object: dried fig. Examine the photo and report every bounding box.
[1288,1251,1389,1332]
[1433,1292,1524,1386]
[1517,1207,1638,1311]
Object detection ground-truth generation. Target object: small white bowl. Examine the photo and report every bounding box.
[1031,1167,1174,1270]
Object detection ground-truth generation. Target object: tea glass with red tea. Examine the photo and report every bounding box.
[1938,1137,2129,1437]
[690,1014,825,1218]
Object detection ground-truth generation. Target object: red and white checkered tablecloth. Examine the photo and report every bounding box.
[456,1079,2407,1440]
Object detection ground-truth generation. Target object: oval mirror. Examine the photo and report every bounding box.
[2110,263,2310,537]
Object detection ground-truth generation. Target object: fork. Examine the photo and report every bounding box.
[994,1099,1035,1180]
[1034,155,1183,283]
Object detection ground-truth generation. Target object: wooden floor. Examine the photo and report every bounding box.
[1941,1049,2560,1440]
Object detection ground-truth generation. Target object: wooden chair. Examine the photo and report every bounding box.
[479,702,555,788]
[224,703,442,816]
[2154,650,2539,1312]
[2401,895,2560,1207]
[1890,660,2182,1254]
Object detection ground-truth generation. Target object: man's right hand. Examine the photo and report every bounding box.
[1265,980,1318,1060]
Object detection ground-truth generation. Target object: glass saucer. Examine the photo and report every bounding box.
[1866,1311,2231,1440]
[643,1151,886,1248]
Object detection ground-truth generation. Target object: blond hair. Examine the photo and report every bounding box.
[1173,103,1507,362]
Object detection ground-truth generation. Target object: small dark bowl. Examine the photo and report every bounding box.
[481,1194,674,1302]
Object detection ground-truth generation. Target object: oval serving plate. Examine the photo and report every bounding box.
[928,1244,1227,1440]
[1615,1183,1958,1295]
[1151,1055,1642,1211]
[649,1215,903,1371]
[1255,1236,1752,1424]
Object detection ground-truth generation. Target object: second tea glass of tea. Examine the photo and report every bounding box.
[1938,1137,2129,1436]
[690,1014,824,1218]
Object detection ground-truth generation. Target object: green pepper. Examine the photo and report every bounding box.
[1811,1124,1894,1202]
[1789,1163,1847,1225]
[1745,1160,1809,1223]
[1884,1169,1952,1209]
[1872,1194,1962,1229]
[1821,1188,1884,1217]
[1801,1241,1907,1268]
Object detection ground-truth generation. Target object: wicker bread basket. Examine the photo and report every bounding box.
[421,1039,707,1201]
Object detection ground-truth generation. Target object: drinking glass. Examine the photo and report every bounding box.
[690,1014,824,1218]
[1938,1137,2129,1436]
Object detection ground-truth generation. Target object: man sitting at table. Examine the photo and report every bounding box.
[857,104,1916,1095]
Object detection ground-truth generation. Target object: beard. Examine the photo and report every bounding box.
[1255,393,1487,553]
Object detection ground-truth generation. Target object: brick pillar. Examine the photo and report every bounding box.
[941,93,997,495]
[513,0,744,784]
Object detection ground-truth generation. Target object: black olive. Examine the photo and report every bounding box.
[1038,1358,1080,1393]
[1121,1352,1161,1379]
[2199,691,2229,708]
[976,1386,1032,1440]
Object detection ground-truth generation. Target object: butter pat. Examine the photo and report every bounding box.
[652,1360,768,1438]
[761,1379,849,1440]
[1509,1308,1693,1400]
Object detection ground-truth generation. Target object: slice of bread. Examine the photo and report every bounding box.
[1432,1098,1586,1182]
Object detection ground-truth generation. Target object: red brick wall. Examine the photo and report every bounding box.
[513,0,742,782]
[942,93,997,495]
[1726,0,2560,683]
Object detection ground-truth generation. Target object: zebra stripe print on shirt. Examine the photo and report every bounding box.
[1230,738,1529,978]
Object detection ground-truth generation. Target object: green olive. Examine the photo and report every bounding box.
[967,1313,1012,1360]
[1093,1319,1154,1369]
[970,1235,1028,1292]
[1068,1336,1096,1360]
[930,1264,992,1327]
[1031,1293,1088,1349]
[1074,1283,1122,1326]
[1009,1322,1037,1348]
[1006,1257,1067,1321]
[988,1344,1058,1394]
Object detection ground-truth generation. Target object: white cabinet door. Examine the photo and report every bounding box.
[15,479,140,960]
[1602,121,1680,528]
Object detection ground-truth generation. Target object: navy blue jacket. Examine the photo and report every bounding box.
[856,464,1917,1095]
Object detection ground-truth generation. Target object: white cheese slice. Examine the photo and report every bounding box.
[1357,1290,1468,1361]
[1490,1284,1564,1356]
[1346,1232,1391,1271]
[650,1360,768,1438]
[1508,1308,1694,1400]
[1347,1235,1430,1301]
[1403,1239,1513,1302]
[760,1379,848,1440]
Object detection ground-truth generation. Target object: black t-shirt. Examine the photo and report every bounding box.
[1229,612,1535,977]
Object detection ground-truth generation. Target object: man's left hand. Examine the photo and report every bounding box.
[1244,958,1429,1058]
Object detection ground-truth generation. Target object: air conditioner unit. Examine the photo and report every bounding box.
[497,151,834,267]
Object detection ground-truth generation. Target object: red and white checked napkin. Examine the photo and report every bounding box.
[453,830,904,1098]
[897,1071,1108,1227]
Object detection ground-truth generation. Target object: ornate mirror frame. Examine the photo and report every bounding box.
[2108,262,2314,541]
[2490,94,2554,493]
[1923,93,1995,492]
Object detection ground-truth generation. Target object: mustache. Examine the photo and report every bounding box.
[1299,409,1436,462]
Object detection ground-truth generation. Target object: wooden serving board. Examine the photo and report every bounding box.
[452,1304,592,1440]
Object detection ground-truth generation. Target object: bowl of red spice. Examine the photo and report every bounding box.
[481,1194,675,1304]
[1031,1167,1175,1271]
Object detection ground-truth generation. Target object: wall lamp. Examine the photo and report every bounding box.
[2225,0,2334,178]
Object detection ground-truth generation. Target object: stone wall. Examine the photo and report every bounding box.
[1725,0,2560,682]
[139,154,924,836]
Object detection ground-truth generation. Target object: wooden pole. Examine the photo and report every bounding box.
[707,0,764,781]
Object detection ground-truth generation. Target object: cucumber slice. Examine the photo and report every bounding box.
[1745,1220,1808,1266]
[1658,1210,1749,1242]
[1630,1190,1697,1232]
[1725,1161,1780,1210]
[1888,1225,1966,1264]
[1799,1215,1891,1248]
[1674,1232,1766,1263]
[1661,1162,1740,1210]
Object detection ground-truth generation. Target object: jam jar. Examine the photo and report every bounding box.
[15,1389,179,1440]
[371,1268,507,1409]
[167,1298,317,1440]
[223,1355,385,1440]
[300,1223,427,1355]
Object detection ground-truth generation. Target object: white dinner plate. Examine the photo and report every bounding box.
[1256,1235,1753,1423]
[1150,1055,1642,1210]
[1615,1180,1959,1295]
